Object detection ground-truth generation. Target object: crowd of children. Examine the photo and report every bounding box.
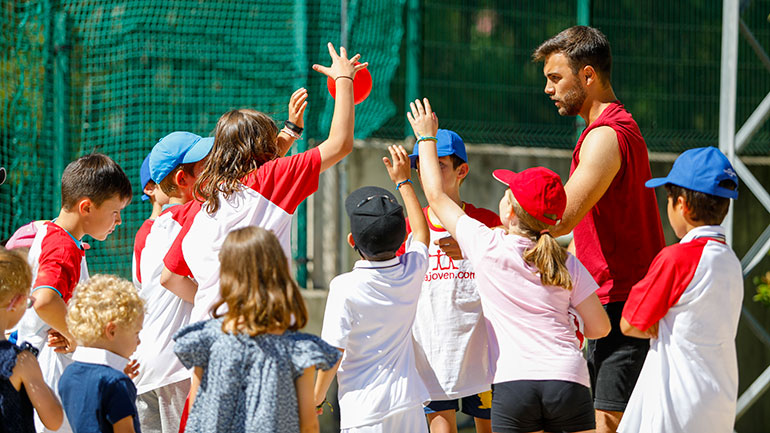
[0,35,745,433]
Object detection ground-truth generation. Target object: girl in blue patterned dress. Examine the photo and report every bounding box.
[0,247,63,432]
[173,227,341,433]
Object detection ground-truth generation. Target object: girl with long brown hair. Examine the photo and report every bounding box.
[408,98,611,433]
[173,227,340,433]
[161,43,368,323]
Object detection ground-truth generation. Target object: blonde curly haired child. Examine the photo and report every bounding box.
[59,275,145,433]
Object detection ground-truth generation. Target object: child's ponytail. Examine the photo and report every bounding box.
[509,191,573,290]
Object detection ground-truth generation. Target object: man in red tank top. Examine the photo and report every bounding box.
[533,26,665,433]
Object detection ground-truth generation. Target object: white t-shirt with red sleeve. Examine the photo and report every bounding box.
[164,148,321,322]
[132,218,154,288]
[619,225,742,433]
[14,221,88,433]
[454,215,598,387]
[133,203,196,395]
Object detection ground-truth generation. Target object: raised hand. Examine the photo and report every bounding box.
[47,329,76,354]
[312,42,369,80]
[407,98,439,139]
[288,88,308,128]
[124,359,140,379]
[382,145,412,185]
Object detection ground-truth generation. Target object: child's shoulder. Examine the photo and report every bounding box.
[463,203,502,228]
[0,340,25,379]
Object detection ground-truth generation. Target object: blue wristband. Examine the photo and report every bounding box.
[396,179,413,190]
[416,135,438,143]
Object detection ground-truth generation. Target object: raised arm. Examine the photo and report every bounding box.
[277,88,309,156]
[408,98,466,239]
[551,126,621,237]
[312,43,369,172]
[383,145,428,247]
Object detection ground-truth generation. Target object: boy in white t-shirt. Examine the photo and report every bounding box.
[619,147,742,433]
[403,129,499,433]
[314,145,431,433]
[133,131,213,433]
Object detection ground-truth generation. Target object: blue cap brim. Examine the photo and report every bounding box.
[408,148,460,169]
[645,177,669,188]
[182,137,214,164]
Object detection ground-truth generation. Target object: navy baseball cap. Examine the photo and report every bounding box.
[409,129,468,169]
[149,132,214,184]
[140,154,152,201]
[645,146,739,199]
[345,186,406,257]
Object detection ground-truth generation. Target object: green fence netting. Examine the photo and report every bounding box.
[1,0,404,278]
[4,0,770,278]
[374,0,770,156]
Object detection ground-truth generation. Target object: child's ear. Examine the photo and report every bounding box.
[104,321,117,340]
[143,182,156,197]
[456,163,469,180]
[174,169,188,188]
[77,198,93,216]
[347,233,355,248]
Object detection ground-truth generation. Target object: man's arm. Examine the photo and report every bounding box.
[552,126,621,237]
[620,316,658,339]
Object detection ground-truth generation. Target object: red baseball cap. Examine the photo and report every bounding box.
[492,167,567,225]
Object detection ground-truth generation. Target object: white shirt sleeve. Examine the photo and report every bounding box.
[403,238,429,274]
[454,215,495,264]
[321,277,352,349]
[568,254,600,307]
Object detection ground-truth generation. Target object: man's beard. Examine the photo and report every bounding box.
[556,83,587,117]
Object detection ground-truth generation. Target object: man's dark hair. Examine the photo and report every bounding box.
[532,25,612,82]
[61,153,133,209]
[664,180,737,225]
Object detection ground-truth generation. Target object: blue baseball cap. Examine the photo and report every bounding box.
[409,129,468,169]
[645,146,739,199]
[149,132,214,183]
[140,154,152,201]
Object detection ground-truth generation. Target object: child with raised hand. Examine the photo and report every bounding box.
[161,44,366,322]
[409,98,611,433]
[619,147,742,432]
[58,274,145,433]
[314,145,431,433]
[0,248,63,433]
[172,226,340,433]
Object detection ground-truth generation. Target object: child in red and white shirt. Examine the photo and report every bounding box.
[161,44,368,323]
[619,147,742,433]
[15,153,132,433]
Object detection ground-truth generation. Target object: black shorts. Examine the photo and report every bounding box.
[424,390,492,419]
[586,301,650,412]
[491,380,595,433]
